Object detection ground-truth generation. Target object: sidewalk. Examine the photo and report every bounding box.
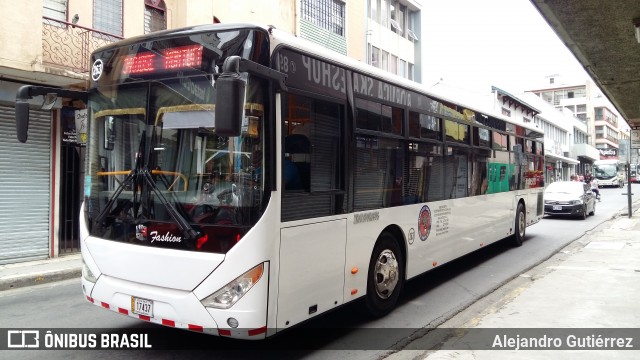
[0,253,81,291]
[386,205,640,359]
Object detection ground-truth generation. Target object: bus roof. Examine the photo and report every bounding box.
[92,23,270,55]
[93,22,542,136]
[267,26,542,135]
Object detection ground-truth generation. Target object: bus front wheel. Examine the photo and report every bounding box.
[365,233,405,318]
[512,203,526,247]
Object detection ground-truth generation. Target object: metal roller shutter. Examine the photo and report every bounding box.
[0,105,51,264]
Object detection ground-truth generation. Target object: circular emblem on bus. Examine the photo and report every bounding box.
[418,205,432,241]
[91,59,104,81]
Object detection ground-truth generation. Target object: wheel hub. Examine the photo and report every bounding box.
[374,249,399,299]
[518,211,526,237]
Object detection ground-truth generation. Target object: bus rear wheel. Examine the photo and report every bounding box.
[365,233,404,318]
[512,203,526,247]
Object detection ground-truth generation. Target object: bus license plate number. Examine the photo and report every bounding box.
[553,205,562,210]
[131,297,153,317]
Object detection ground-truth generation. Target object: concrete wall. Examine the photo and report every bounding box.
[0,0,42,72]
[0,0,370,81]
[167,0,296,33]
[346,0,366,62]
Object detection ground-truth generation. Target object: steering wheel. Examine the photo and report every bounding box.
[217,184,239,205]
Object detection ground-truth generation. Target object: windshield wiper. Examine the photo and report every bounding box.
[95,130,147,227]
[139,169,201,240]
[95,130,201,241]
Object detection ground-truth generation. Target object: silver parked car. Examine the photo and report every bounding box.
[544,181,596,220]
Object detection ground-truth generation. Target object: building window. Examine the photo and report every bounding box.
[573,88,586,97]
[93,0,123,38]
[397,4,406,35]
[399,59,406,78]
[595,107,603,120]
[370,45,380,67]
[301,0,345,36]
[408,63,414,81]
[502,108,511,117]
[43,0,67,22]
[381,50,388,71]
[380,0,388,27]
[389,1,401,34]
[370,0,378,23]
[145,0,166,34]
[407,10,419,41]
[389,54,398,74]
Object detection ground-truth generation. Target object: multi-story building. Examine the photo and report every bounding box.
[365,0,422,82]
[519,92,599,181]
[0,0,422,264]
[528,74,628,161]
[489,87,567,183]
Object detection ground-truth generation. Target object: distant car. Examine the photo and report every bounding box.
[544,181,596,220]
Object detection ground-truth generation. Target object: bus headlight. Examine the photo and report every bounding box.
[201,263,264,309]
[82,257,97,283]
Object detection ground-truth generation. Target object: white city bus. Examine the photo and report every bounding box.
[15,24,544,339]
[593,159,626,187]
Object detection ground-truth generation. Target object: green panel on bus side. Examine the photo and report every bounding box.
[487,162,511,194]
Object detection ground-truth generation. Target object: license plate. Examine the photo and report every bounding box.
[131,296,153,317]
[553,205,562,210]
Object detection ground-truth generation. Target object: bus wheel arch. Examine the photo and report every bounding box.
[512,200,526,247]
[364,226,406,318]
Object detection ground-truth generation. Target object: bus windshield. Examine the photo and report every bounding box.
[593,163,617,179]
[84,29,269,254]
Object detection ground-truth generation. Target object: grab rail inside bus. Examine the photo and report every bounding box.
[97,170,187,191]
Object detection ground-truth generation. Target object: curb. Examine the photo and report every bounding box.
[0,268,81,291]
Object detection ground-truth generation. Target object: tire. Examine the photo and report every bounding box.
[580,205,587,220]
[365,233,404,318]
[512,202,526,247]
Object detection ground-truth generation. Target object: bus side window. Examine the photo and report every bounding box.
[281,93,345,222]
[445,146,468,199]
[284,134,310,191]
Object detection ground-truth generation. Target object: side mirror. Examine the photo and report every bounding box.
[214,56,245,137]
[15,85,88,143]
[15,101,30,143]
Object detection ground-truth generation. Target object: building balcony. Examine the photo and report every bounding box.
[41,17,122,80]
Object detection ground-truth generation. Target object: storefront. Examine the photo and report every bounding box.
[545,152,580,183]
[0,81,53,264]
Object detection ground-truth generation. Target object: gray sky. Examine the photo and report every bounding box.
[420,0,590,94]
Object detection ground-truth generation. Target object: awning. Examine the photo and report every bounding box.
[545,152,580,165]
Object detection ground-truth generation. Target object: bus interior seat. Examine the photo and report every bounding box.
[284,134,310,191]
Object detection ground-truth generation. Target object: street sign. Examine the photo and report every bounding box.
[631,129,640,149]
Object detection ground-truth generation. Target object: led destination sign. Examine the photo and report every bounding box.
[121,44,204,75]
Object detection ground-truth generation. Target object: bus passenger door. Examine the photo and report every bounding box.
[277,93,347,329]
[277,220,347,329]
